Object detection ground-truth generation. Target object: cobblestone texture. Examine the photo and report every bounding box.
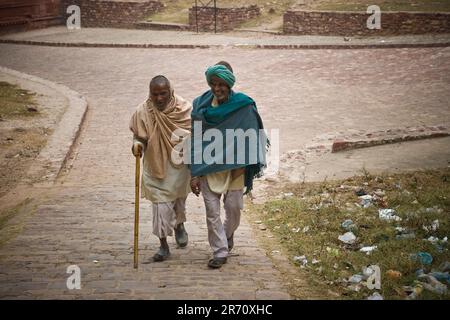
[0,42,449,299]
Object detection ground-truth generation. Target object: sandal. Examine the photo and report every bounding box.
[175,223,189,248]
[153,247,170,262]
[208,257,227,269]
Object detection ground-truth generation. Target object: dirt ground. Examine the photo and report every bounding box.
[0,73,68,199]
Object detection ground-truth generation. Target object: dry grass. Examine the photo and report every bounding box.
[249,169,450,299]
[0,81,38,119]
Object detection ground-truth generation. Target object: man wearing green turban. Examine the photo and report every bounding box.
[190,61,267,269]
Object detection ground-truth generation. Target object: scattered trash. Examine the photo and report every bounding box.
[302,226,310,233]
[291,227,301,233]
[378,209,402,222]
[429,272,450,285]
[417,274,448,295]
[338,232,357,244]
[422,219,439,233]
[411,252,433,265]
[349,274,363,284]
[426,236,440,244]
[341,219,357,231]
[374,189,385,197]
[367,292,384,300]
[386,270,402,280]
[362,266,376,279]
[404,284,423,300]
[355,189,367,197]
[359,195,374,208]
[93,260,99,264]
[254,220,263,224]
[333,263,339,269]
[311,258,320,265]
[271,250,280,254]
[293,255,308,266]
[359,246,378,255]
[395,227,408,234]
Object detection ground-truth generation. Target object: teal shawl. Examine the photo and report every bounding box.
[190,90,268,194]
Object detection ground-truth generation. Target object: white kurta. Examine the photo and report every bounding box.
[134,139,191,203]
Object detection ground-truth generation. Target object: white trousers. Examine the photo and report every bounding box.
[200,177,243,258]
[152,197,186,238]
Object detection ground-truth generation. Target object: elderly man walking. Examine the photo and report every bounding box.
[190,62,267,269]
[130,75,191,262]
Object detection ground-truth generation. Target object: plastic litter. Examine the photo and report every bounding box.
[429,272,450,284]
[359,246,378,255]
[349,274,363,284]
[417,274,448,295]
[359,195,373,208]
[422,219,439,232]
[341,219,357,231]
[411,252,433,265]
[338,232,357,244]
[293,255,308,266]
[378,209,402,222]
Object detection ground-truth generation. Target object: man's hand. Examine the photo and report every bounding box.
[132,142,143,158]
[190,177,201,197]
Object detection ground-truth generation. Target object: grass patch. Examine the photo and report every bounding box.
[0,81,38,119]
[250,169,450,299]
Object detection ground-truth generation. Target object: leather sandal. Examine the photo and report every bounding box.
[208,257,227,269]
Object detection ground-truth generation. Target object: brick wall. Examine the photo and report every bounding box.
[0,0,62,34]
[60,0,162,28]
[189,5,260,32]
[283,10,450,36]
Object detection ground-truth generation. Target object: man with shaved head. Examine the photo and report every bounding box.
[130,75,192,262]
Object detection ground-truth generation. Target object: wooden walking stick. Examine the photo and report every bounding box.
[134,154,140,269]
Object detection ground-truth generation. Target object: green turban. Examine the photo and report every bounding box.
[205,65,235,88]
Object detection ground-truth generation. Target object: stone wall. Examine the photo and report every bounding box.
[283,10,450,36]
[0,0,62,34]
[189,5,260,32]
[60,0,162,28]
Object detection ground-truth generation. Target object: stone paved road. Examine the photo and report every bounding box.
[0,44,449,299]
